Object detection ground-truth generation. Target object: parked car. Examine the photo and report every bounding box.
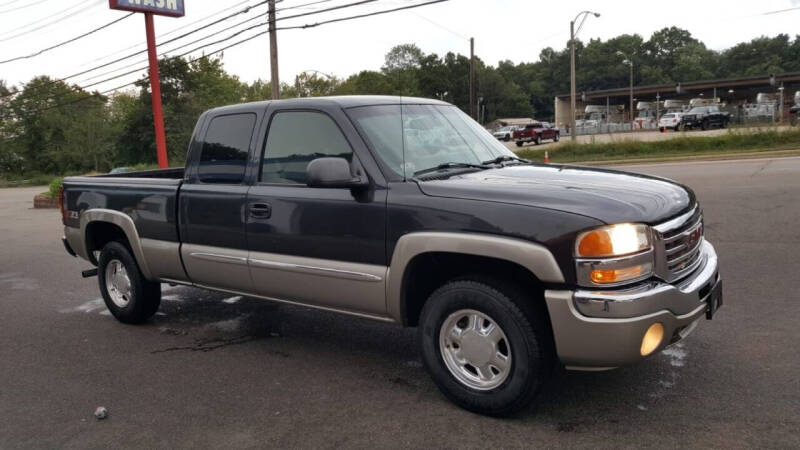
[658,112,684,131]
[60,96,722,416]
[679,106,729,130]
[492,125,517,141]
[513,122,560,146]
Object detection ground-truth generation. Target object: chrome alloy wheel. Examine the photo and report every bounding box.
[105,259,132,308]
[439,309,512,390]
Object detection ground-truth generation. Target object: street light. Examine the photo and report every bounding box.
[570,10,600,141]
[616,50,634,127]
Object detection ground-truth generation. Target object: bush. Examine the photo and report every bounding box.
[48,177,63,198]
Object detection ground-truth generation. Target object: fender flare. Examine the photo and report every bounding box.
[386,232,565,323]
[79,209,153,280]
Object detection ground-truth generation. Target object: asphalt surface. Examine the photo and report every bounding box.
[1,157,798,448]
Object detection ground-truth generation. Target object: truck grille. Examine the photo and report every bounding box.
[655,207,704,282]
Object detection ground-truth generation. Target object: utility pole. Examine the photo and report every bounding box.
[629,60,634,125]
[569,11,600,141]
[469,37,475,120]
[570,20,576,141]
[268,0,280,99]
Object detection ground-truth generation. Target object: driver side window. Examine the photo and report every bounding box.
[261,111,353,184]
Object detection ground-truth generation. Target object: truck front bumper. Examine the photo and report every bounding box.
[545,241,721,370]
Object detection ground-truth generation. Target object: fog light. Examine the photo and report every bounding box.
[640,322,664,356]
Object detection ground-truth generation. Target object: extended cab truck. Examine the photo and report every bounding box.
[513,122,559,147]
[61,96,722,416]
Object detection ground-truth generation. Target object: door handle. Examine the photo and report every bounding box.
[249,203,271,219]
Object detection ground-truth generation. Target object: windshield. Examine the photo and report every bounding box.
[661,114,675,119]
[688,107,707,114]
[347,104,514,178]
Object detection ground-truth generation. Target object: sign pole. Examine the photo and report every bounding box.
[144,12,168,169]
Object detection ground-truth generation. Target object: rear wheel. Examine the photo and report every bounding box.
[701,120,708,131]
[98,241,161,324]
[553,133,560,142]
[534,136,542,145]
[515,141,523,147]
[418,279,554,416]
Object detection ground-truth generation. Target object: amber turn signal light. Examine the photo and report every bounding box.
[589,265,646,284]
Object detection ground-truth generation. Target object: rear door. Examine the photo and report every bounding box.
[179,109,262,292]
[245,104,388,316]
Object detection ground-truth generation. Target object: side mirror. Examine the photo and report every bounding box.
[306,157,368,189]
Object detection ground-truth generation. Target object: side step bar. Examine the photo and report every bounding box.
[82,268,98,278]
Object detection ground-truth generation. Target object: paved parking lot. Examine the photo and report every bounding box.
[1,157,798,448]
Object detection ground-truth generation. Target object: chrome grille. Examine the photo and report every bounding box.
[655,207,704,282]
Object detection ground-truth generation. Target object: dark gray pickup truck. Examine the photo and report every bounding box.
[61,96,722,415]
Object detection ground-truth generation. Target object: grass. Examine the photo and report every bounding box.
[516,127,800,163]
[0,173,60,189]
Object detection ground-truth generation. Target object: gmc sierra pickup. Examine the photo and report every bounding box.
[61,96,722,416]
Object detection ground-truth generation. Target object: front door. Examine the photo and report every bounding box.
[245,106,387,316]
[180,112,258,292]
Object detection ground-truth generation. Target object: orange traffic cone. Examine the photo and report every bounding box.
[544,151,550,163]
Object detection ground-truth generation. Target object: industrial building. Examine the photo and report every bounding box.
[554,71,800,134]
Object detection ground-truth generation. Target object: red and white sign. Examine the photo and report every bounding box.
[109,0,185,18]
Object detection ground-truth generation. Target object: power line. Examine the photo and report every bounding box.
[277,0,448,30]
[2,0,446,114]
[7,0,374,96]
[0,0,60,14]
[70,0,255,70]
[0,0,105,43]
[762,6,800,15]
[0,13,134,65]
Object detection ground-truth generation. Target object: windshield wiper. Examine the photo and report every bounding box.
[413,162,492,177]
[481,155,531,166]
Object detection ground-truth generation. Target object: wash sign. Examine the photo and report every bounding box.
[108,0,185,17]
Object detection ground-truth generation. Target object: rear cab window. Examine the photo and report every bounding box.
[197,113,256,184]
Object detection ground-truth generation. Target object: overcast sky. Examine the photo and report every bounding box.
[2,0,800,94]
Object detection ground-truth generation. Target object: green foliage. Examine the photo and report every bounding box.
[3,30,800,179]
[517,128,800,163]
[48,176,63,198]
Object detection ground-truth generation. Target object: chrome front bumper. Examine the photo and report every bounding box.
[545,240,720,370]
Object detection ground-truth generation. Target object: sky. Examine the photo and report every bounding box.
[2,0,800,94]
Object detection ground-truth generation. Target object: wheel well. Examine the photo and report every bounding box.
[402,252,547,327]
[85,221,130,265]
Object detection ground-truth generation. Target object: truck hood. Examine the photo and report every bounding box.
[416,164,694,225]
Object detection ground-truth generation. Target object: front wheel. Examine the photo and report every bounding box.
[515,141,523,147]
[553,133,560,142]
[98,241,161,324]
[418,279,554,416]
[534,136,542,145]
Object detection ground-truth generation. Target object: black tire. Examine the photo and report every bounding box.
[553,133,560,142]
[97,241,161,324]
[534,136,542,145]
[504,135,511,142]
[418,278,554,416]
[721,119,728,129]
[515,141,523,147]
[700,120,708,131]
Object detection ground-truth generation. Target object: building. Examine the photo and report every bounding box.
[554,71,800,130]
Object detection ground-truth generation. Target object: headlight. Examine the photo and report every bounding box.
[575,224,654,286]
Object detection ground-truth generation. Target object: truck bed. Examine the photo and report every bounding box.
[62,170,183,243]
